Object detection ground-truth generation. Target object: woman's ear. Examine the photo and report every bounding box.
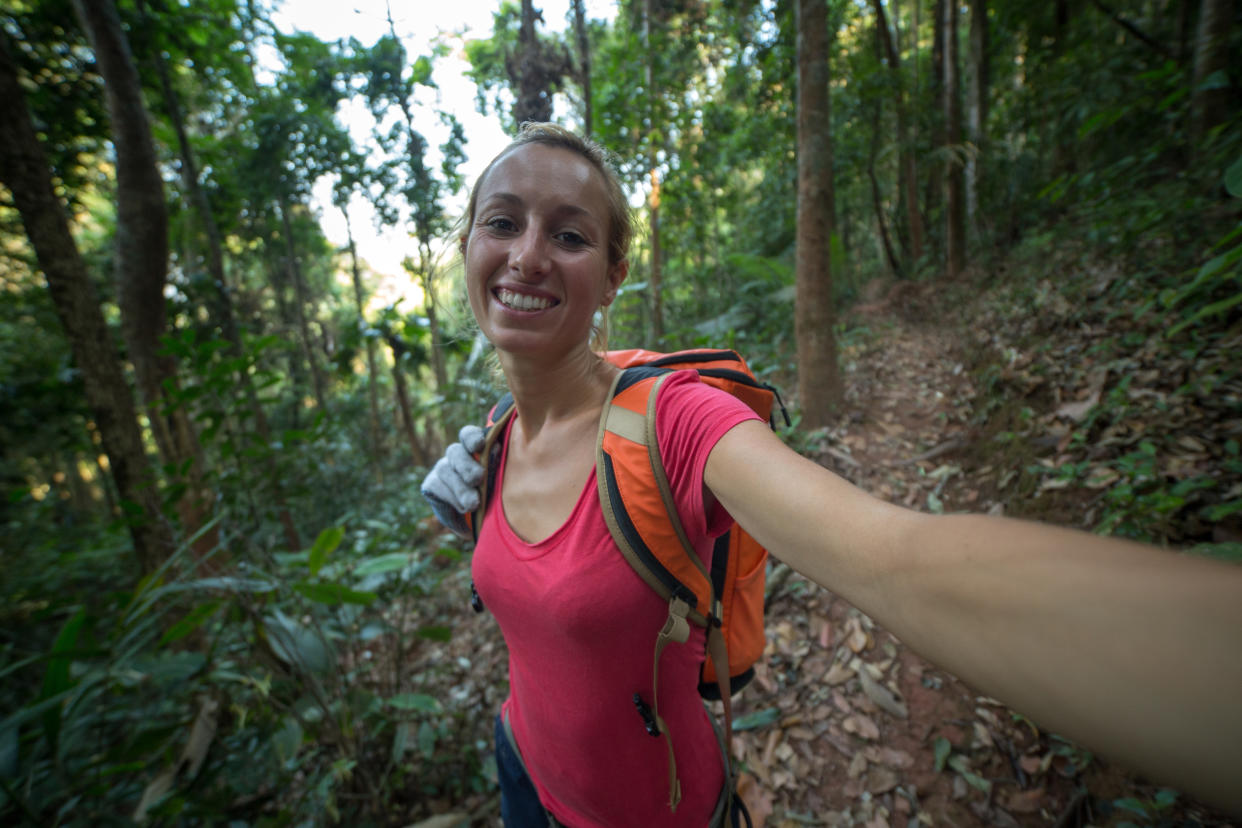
[601,260,628,307]
[459,235,468,255]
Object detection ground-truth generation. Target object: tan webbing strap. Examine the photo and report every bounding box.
[706,619,734,765]
[653,596,691,812]
[645,373,710,582]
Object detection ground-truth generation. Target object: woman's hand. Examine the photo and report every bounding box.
[704,420,1242,815]
[420,425,487,536]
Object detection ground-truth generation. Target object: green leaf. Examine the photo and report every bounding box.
[353,552,412,576]
[417,720,437,758]
[732,707,781,731]
[933,736,951,772]
[388,693,441,713]
[1114,797,1148,817]
[416,625,452,642]
[40,608,86,747]
[294,581,377,606]
[272,716,303,763]
[926,491,944,514]
[264,612,333,674]
[948,754,992,793]
[1227,155,1242,199]
[309,526,345,576]
[1153,789,1178,809]
[159,600,222,646]
[391,721,411,762]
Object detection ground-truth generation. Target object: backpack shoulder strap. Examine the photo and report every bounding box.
[595,367,715,624]
[469,392,516,544]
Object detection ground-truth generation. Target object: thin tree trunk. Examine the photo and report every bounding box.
[868,104,902,278]
[1191,0,1234,141]
[643,0,664,343]
[419,253,453,449]
[572,0,593,136]
[927,0,946,235]
[871,0,923,265]
[387,339,427,467]
[0,30,174,574]
[345,212,384,468]
[279,199,328,408]
[795,0,842,424]
[943,0,966,279]
[966,0,989,242]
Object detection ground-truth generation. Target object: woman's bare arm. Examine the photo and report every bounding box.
[705,419,1242,814]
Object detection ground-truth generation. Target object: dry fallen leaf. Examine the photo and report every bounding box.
[842,713,880,741]
[1004,788,1046,814]
[736,772,774,828]
[867,766,900,795]
[858,667,909,719]
[824,661,855,685]
[847,751,868,779]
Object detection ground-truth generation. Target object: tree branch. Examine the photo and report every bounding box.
[1088,0,1175,60]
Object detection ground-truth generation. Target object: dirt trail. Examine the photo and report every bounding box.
[731,311,1228,828]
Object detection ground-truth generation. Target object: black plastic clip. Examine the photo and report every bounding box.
[470,581,484,613]
[632,693,660,737]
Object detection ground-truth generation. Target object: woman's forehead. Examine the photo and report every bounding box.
[478,144,608,206]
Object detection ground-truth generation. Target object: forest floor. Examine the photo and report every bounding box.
[400,266,1241,828]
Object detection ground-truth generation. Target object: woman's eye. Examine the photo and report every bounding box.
[556,231,587,247]
[485,217,517,233]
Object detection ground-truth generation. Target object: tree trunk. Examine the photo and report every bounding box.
[572,0,593,136]
[868,104,902,278]
[643,0,664,344]
[419,253,453,449]
[927,0,946,234]
[278,199,327,408]
[966,0,989,242]
[943,0,966,279]
[74,0,219,564]
[795,0,842,424]
[0,30,174,575]
[345,212,384,468]
[1191,0,1234,141]
[387,339,427,467]
[871,0,923,266]
[514,0,554,124]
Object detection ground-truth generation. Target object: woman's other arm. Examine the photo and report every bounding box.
[705,420,1242,815]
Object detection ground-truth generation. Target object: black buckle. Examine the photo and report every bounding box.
[632,693,660,737]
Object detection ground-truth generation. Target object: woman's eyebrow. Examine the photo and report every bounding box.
[480,192,600,224]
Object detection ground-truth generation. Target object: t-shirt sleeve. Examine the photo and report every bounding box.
[654,370,764,540]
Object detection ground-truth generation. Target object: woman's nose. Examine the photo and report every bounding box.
[510,229,549,278]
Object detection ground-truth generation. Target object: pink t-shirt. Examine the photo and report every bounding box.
[473,370,761,827]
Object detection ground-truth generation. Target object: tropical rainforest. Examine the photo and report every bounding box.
[1,0,1239,825]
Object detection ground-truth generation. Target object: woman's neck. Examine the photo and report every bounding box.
[498,345,618,437]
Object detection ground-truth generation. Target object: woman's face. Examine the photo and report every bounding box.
[464,143,626,360]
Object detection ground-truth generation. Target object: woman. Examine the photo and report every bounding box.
[423,123,1242,827]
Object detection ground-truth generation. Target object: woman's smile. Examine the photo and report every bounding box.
[494,286,558,313]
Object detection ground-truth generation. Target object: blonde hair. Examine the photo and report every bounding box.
[463,122,633,268]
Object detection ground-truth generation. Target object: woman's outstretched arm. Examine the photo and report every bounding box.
[704,419,1242,815]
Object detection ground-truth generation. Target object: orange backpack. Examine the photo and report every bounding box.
[468,348,787,812]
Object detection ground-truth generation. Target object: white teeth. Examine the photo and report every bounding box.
[497,288,553,311]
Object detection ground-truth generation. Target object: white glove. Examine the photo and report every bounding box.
[420,425,487,537]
